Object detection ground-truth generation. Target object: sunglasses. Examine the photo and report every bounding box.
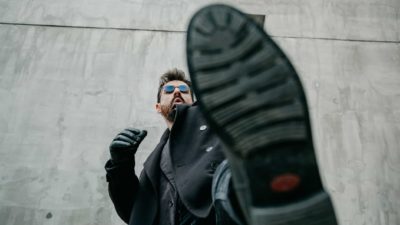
[163,84,189,94]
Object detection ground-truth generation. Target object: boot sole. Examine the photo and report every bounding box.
[186,4,337,225]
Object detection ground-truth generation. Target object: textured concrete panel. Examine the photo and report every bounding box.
[0,0,399,41]
[0,24,399,225]
[0,24,187,225]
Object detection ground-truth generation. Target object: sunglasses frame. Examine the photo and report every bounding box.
[163,84,190,94]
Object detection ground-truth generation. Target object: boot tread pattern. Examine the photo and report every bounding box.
[187,5,308,157]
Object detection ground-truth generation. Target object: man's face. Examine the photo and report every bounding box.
[156,80,193,122]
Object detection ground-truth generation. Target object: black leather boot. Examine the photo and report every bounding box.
[186,4,338,225]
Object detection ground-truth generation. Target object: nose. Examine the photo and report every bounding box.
[173,88,182,97]
[172,87,183,95]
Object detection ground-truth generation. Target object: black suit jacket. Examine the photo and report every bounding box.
[105,103,226,225]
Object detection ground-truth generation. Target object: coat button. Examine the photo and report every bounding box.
[210,161,219,171]
[205,146,213,152]
[200,125,207,131]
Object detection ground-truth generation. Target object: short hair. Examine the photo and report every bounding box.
[157,68,193,103]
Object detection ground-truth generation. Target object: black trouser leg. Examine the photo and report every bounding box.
[212,160,245,225]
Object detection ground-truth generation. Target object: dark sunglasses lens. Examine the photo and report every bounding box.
[164,85,175,93]
[178,85,189,93]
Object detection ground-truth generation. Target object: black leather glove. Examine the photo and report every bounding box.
[109,128,147,164]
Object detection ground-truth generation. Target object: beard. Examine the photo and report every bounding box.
[160,104,176,122]
[160,95,185,122]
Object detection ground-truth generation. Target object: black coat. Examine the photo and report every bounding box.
[105,103,226,225]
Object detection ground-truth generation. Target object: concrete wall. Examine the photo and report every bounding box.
[0,1,399,225]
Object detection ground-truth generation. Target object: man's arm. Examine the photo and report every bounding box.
[105,159,139,223]
[105,128,147,223]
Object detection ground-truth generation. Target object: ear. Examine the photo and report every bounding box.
[155,103,162,113]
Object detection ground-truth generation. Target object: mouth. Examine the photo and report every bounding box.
[171,97,184,107]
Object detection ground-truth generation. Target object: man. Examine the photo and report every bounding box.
[106,68,225,225]
[105,4,338,225]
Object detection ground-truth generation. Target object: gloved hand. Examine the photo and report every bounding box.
[109,128,147,164]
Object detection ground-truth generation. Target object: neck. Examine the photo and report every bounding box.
[167,121,173,130]
[165,119,174,130]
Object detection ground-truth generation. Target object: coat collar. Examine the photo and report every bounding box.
[142,129,169,192]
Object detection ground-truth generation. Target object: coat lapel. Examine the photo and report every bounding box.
[143,129,170,190]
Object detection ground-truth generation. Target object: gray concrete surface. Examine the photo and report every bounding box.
[0,1,399,225]
[0,0,399,41]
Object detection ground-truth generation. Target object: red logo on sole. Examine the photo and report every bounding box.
[270,173,301,192]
